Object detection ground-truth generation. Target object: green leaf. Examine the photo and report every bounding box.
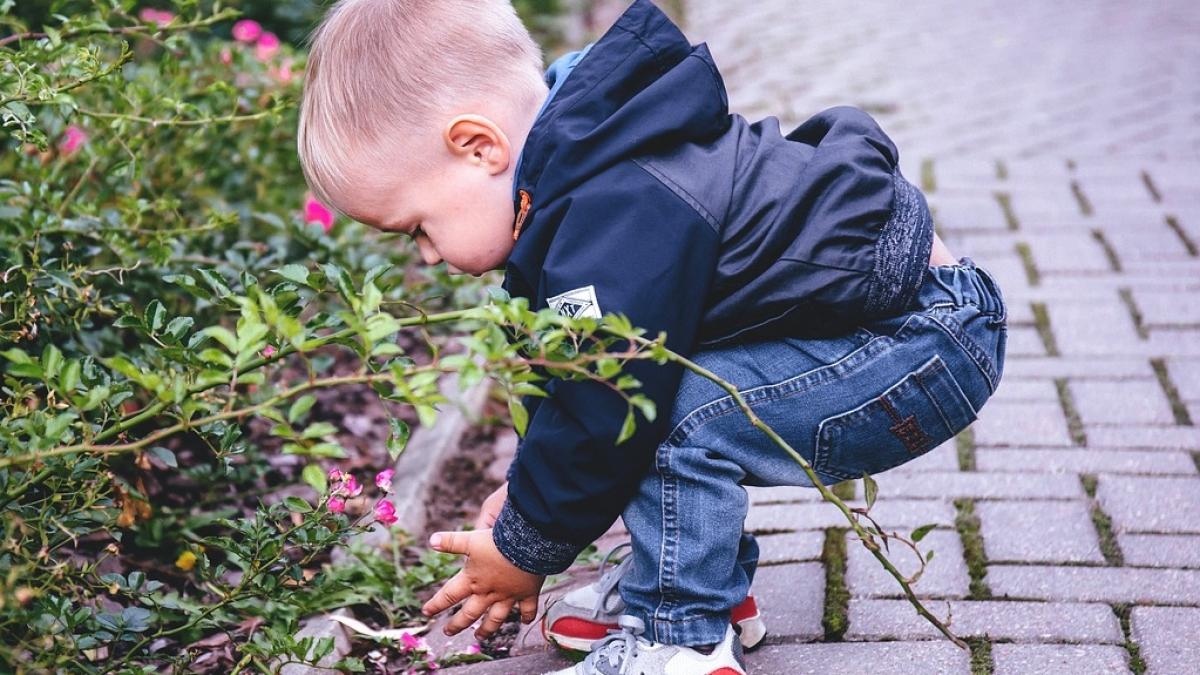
[198,269,233,299]
[415,404,438,428]
[145,300,166,333]
[616,409,636,445]
[284,497,313,513]
[302,464,327,493]
[387,417,410,459]
[41,344,63,381]
[148,446,178,468]
[165,316,194,340]
[300,422,337,440]
[911,523,936,543]
[508,397,528,437]
[59,359,81,394]
[274,263,312,287]
[288,394,317,424]
[201,326,238,353]
[862,473,879,511]
[1,348,32,365]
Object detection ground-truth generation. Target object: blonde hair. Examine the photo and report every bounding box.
[297,0,546,217]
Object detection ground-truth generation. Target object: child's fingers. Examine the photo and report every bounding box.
[429,530,472,555]
[475,599,514,640]
[444,594,491,636]
[422,571,469,617]
[518,596,538,624]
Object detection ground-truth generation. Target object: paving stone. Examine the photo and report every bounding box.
[747,485,825,505]
[976,500,1105,564]
[751,563,824,639]
[1005,326,1050,357]
[991,644,1131,675]
[1132,291,1200,327]
[987,564,1200,604]
[440,650,568,674]
[989,379,1060,404]
[1001,357,1156,380]
[1131,607,1200,675]
[745,499,957,533]
[1048,302,1145,357]
[976,448,1198,475]
[892,441,962,473]
[1072,380,1177,426]
[756,531,825,565]
[847,599,1123,643]
[1026,233,1115,274]
[971,403,1074,447]
[874,471,1084,500]
[1119,533,1200,568]
[1165,359,1200,402]
[1096,475,1200,533]
[846,529,969,598]
[1085,426,1200,450]
[748,642,969,675]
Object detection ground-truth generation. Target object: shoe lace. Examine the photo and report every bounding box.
[587,614,646,675]
[590,542,632,619]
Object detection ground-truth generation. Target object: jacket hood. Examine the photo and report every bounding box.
[514,0,731,208]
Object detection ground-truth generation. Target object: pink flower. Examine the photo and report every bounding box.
[303,194,335,233]
[261,345,276,358]
[399,630,425,651]
[343,475,363,497]
[269,58,295,85]
[59,126,87,156]
[219,47,233,65]
[327,468,343,483]
[328,496,345,514]
[375,468,395,493]
[374,499,398,526]
[467,643,482,654]
[232,19,262,43]
[255,31,281,61]
[138,8,175,26]
[428,663,439,671]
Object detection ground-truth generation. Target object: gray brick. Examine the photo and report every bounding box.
[846,529,967,598]
[987,564,1200,604]
[1049,302,1145,357]
[1001,357,1155,380]
[977,501,1104,564]
[1005,326,1051,357]
[751,563,824,640]
[441,651,569,674]
[976,448,1198,475]
[1096,475,1200,533]
[1131,291,1200,327]
[847,599,1124,643]
[756,531,825,565]
[1086,426,1200,450]
[745,500,957,534]
[892,442,961,473]
[1166,359,1200,402]
[990,379,1060,404]
[1072,380,1177,426]
[1119,534,1200,568]
[991,644,1130,675]
[873,471,1084,500]
[1131,607,1200,675]
[747,485,825,505]
[1026,233,1115,274]
[972,403,1074,447]
[747,642,969,675]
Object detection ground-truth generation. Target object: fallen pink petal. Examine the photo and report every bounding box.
[231,19,262,43]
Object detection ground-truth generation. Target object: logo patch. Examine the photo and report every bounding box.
[547,285,602,319]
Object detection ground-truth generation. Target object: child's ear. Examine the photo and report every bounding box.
[444,114,511,175]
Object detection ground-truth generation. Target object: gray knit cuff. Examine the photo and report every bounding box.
[865,168,935,316]
[492,499,582,575]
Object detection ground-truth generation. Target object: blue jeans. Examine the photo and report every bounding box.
[618,259,1007,646]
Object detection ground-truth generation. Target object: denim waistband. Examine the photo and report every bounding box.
[918,257,1006,321]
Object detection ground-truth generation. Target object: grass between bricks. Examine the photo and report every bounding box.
[994,159,1008,181]
[1165,214,1199,257]
[1140,170,1162,202]
[1031,302,1060,356]
[993,191,1019,231]
[1081,474,1124,566]
[1070,180,1094,217]
[1091,229,1123,272]
[1118,288,1149,339]
[967,638,995,675]
[1015,242,1041,287]
[956,428,976,472]
[1113,604,1148,675]
[954,499,991,599]
[1055,378,1088,446]
[1193,451,1200,474]
[821,527,850,641]
[1150,358,1195,426]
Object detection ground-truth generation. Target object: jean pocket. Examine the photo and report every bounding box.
[813,355,978,482]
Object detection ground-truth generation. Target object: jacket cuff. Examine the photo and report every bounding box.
[865,168,935,316]
[492,499,583,575]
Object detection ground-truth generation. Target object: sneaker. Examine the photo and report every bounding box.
[545,615,746,675]
[542,543,767,652]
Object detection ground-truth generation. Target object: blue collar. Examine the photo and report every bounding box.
[512,43,594,200]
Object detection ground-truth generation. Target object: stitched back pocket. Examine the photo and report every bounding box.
[813,355,977,482]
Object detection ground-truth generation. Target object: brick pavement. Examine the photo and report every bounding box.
[445,1,1199,672]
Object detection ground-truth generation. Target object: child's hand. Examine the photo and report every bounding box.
[422,528,544,639]
[474,481,507,529]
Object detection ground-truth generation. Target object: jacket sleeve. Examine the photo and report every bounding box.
[492,162,721,575]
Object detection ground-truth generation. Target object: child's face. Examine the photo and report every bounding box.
[343,115,520,277]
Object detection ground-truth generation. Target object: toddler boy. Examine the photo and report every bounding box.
[297,1,1006,673]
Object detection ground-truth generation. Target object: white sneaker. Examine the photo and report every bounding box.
[545,615,747,675]
[542,543,767,653]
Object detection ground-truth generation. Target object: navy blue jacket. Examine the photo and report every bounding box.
[492,0,933,575]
